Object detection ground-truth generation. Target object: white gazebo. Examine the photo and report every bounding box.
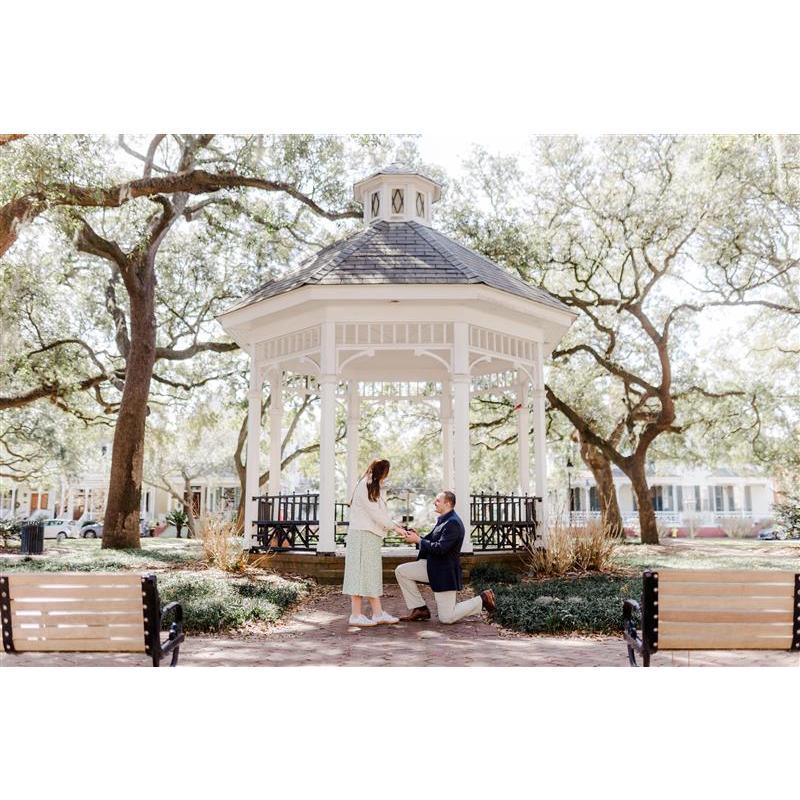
[216,163,575,555]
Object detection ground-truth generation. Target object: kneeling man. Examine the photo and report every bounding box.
[396,491,496,624]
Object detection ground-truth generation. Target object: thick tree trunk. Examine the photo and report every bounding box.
[579,435,624,537]
[101,271,155,549]
[628,459,659,545]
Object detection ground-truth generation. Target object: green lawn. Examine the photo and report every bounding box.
[612,538,800,573]
[0,537,204,572]
[0,538,310,634]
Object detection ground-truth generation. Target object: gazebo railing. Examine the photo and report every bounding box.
[254,492,351,550]
[470,493,539,551]
[253,492,540,552]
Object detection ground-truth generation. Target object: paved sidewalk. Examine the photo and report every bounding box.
[3,584,799,667]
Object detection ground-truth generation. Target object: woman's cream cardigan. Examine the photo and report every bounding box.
[348,477,394,538]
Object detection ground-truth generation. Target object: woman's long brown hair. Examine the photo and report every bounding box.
[365,459,390,502]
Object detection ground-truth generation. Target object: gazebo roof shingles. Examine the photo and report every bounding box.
[227,220,569,313]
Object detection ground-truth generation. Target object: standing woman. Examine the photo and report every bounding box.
[343,458,407,626]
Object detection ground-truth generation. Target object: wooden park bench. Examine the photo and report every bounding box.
[0,573,185,667]
[623,569,800,666]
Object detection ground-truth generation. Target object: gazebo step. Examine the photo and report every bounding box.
[250,550,527,585]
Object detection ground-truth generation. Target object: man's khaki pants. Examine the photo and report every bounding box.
[395,560,483,624]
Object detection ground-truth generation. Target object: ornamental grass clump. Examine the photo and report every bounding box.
[200,514,250,573]
[525,521,617,578]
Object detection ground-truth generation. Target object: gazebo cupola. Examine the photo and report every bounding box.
[353,162,441,226]
[217,162,577,557]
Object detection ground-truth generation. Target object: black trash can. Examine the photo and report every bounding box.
[20,522,44,555]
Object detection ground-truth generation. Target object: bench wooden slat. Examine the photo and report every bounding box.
[13,638,146,652]
[8,586,144,600]
[658,595,795,611]
[660,621,794,637]
[12,623,144,640]
[659,609,794,624]
[9,574,142,587]
[657,569,796,584]
[658,582,794,597]
[10,599,144,612]
[659,634,794,650]
[10,611,144,626]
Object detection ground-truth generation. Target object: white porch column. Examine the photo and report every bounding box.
[346,381,361,495]
[732,483,745,516]
[532,342,549,543]
[268,369,283,497]
[440,380,454,491]
[318,321,337,553]
[243,358,264,549]
[516,379,531,496]
[452,322,472,553]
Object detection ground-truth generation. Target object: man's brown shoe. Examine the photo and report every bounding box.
[480,589,497,615]
[399,605,431,622]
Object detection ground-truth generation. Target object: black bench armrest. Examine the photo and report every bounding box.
[622,598,649,667]
[159,601,185,667]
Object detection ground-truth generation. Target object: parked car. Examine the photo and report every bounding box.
[756,526,790,540]
[40,518,77,541]
[80,520,103,538]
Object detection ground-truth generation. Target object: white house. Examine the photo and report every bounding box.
[561,463,776,530]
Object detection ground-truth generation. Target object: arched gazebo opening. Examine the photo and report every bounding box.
[217,164,575,558]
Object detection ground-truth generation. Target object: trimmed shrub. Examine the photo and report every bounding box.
[469,562,520,585]
[492,574,640,634]
[154,571,308,633]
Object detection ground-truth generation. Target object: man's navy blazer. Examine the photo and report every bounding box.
[416,509,465,593]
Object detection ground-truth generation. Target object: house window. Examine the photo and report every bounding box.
[589,486,600,511]
[725,485,735,512]
[650,485,664,511]
[416,191,425,216]
[145,491,150,513]
[370,191,380,217]
[713,485,724,512]
[744,485,752,512]
[676,485,684,511]
[570,487,582,511]
[391,188,404,214]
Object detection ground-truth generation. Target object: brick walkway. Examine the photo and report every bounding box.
[3,584,799,667]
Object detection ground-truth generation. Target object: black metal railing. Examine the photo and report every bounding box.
[253,492,540,552]
[469,493,540,551]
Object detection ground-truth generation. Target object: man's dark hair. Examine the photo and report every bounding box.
[442,491,456,508]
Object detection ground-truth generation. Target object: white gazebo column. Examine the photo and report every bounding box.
[516,379,531,495]
[532,342,549,543]
[243,360,265,549]
[440,380,454,490]
[452,322,473,553]
[346,381,361,494]
[268,369,283,496]
[317,321,337,554]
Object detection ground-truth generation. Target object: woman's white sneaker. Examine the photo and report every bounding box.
[349,614,376,627]
[372,611,399,625]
